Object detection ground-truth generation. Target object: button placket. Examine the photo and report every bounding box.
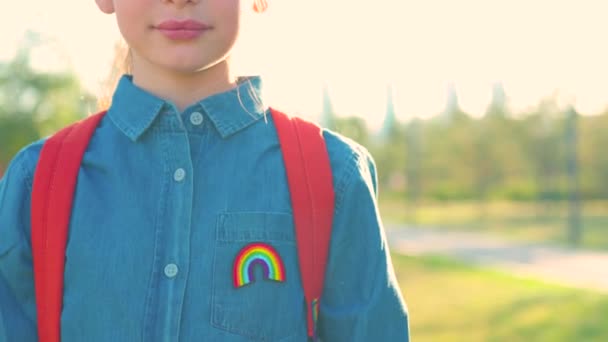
[143,115,194,341]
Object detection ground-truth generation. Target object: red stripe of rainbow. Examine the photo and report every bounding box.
[233,242,286,288]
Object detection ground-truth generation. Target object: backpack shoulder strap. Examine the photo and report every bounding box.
[270,108,335,339]
[31,111,106,342]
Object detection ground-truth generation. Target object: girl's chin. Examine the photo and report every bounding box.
[155,60,220,75]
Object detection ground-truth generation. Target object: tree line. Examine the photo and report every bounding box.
[327,90,607,203]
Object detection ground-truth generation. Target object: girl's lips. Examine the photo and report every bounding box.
[158,28,206,40]
[156,19,211,30]
[155,19,211,40]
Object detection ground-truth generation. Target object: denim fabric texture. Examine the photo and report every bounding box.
[0,75,409,341]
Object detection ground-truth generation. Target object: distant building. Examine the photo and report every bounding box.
[378,84,398,142]
[485,82,510,117]
[440,82,461,122]
[319,82,336,130]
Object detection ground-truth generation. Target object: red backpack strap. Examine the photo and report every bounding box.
[270,108,335,339]
[31,111,106,342]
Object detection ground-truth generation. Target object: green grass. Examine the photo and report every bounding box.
[380,196,608,250]
[393,253,608,342]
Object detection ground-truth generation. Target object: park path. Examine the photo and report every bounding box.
[386,225,608,293]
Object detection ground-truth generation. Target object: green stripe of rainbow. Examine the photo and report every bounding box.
[233,242,286,287]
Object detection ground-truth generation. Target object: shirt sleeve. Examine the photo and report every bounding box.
[318,147,410,341]
[0,150,39,342]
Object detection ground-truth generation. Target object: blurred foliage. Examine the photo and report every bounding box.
[326,94,608,203]
[324,89,606,246]
[0,31,95,174]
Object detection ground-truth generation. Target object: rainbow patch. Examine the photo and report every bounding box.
[312,298,320,325]
[233,242,286,288]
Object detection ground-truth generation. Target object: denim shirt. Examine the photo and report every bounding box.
[0,75,409,341]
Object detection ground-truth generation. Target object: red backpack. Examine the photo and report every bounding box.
[31,108,334,342]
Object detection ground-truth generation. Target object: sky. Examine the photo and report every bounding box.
[1,0,607,130]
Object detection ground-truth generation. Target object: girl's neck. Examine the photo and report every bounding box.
[130,56,238,113]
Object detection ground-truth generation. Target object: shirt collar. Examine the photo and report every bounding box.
[199,75,267,139]
[107,74,267,142]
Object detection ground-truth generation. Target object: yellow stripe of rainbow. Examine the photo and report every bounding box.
[233,242,286,287]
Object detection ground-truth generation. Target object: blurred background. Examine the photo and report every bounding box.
[1,0,607,340]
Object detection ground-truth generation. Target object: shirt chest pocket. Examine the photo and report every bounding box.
[211,212,306,341]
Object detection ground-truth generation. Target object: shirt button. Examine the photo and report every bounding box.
[164,263,179,278]
[174,168,186,182]
[190,111,204,125]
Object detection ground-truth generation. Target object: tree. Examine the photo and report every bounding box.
[369,84,406,192]
[0,31,95,171]
[334,116,370,149]
[565,107,581,246]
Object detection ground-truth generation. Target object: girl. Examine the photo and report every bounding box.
[0,0,409,341]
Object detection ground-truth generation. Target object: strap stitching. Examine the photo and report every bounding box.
[292,119,317,284]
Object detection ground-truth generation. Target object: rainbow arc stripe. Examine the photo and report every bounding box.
[233,242,286,287]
